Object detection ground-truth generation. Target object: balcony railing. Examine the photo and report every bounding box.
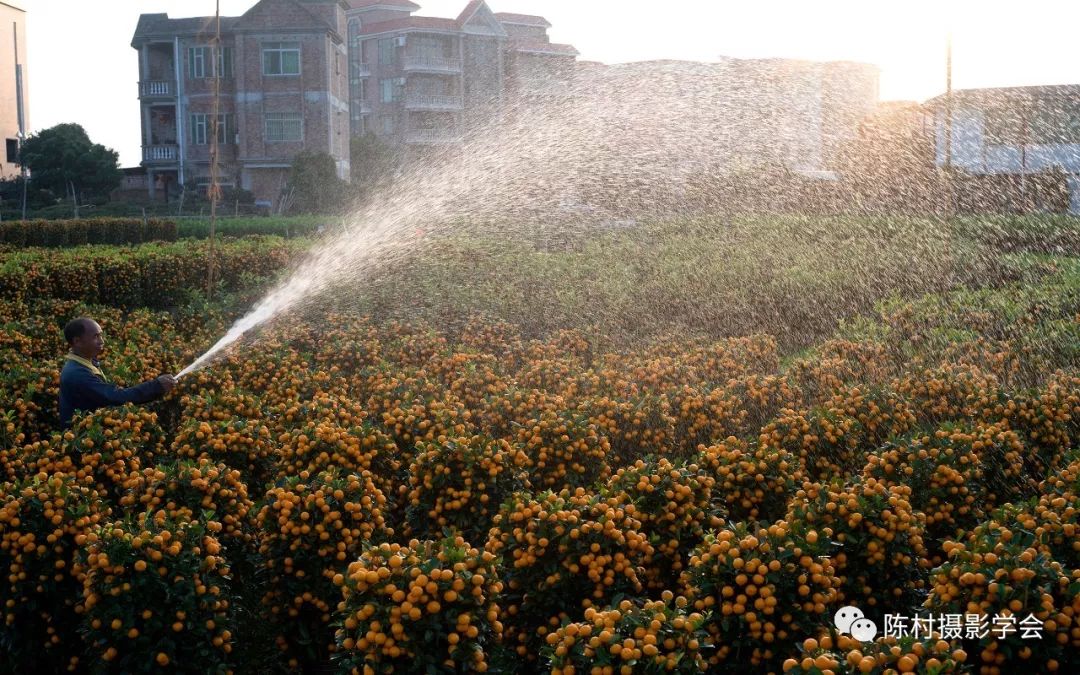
[403,54,462,73]
[352,62,371,77]
[142,144,179,163]
[404,94,463,110]
[139,80,175,98]
[405,127,463,144]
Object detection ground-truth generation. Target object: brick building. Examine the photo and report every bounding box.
[133,0,578,203]
[132,0,351,206]
[344,0,578,149]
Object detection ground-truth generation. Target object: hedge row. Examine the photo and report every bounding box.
[0,216,338,248]
[175,216,332,240]
[0,237,303,309]
[0,218,178,248]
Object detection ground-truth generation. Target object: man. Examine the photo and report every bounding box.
[59,317,177,428]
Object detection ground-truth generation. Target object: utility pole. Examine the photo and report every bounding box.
[943,31,953,220]
[14,22,27,220]
[207,0,221,298]
[1020,93,1033,212]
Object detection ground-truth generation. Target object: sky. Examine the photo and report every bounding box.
[21,0,1080,166]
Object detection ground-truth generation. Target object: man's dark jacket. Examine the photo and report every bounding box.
[59,359,164,428]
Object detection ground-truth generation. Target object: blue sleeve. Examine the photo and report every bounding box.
[72,367,165,408]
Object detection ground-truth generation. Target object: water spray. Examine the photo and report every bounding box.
[169,61,874,380]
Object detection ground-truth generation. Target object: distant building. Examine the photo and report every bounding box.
[344,0,579,148]
[573,57,880,176]
[927,85,1080,213]
[0,0,28,180]
[131,0,352,206]
[132,0,579,204]
[131,0,885,208]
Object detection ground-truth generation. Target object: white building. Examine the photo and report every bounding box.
[927,84,1080,213]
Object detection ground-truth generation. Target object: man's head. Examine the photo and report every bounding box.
[64,317,104,359]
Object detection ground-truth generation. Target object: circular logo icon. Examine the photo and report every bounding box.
[833,606,864,634]
[850,617,878,641]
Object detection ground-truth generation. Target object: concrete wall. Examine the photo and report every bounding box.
[0,2,28,179]
[502,24,547,41]
[935,108,1080,174]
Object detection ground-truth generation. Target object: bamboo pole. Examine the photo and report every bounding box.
[207,0,222,298]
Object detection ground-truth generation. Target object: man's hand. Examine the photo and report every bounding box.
[157,374,178,392]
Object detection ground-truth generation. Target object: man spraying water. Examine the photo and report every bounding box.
[59,317,177,428]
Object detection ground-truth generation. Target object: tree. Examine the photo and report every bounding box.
[349,133,400,200]
[286,151,347,214]
[18,123,123,216]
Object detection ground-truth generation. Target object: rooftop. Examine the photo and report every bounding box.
[359,15,459,34]
[924,83,1080,106]
[509,39,578,56]
[133,13,240,40]
[347,0,421,9]
[494,12,550,27]
[132,0,344,44]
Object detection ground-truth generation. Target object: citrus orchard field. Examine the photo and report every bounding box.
[0,218,1078,674]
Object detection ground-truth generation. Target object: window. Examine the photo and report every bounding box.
[265,112,303,142]
[216,47,234,78]
[415,36,444,60]
[190,113,208,145]
[379,38,397,66]
[5,138,18,164]
[189,46,208,78]
[189,46,233,78]
[190,114,235,145]
[263,42,300,76]
[380,77,405,103]
[380,114,395,134]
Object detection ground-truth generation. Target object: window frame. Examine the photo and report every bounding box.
[378,38,397,66]
[190,113,208,145]
[189,46,208,79]
[190,113,235,145]
[263,41,301,76]
[379,77,405,103]
[265,112,303,142]
[215,46,234,79]
[189,45,234,79]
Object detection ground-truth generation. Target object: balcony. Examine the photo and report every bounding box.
[351,62,371,77]
[139,80,175,98]
[404,94,463,111]
[403,54,462,74]
[142,144,179,163]
[405,127,463,144]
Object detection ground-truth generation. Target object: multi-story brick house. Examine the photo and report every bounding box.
[132,0,351,205]
[344,0,578,148]
[133,0,576,202]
